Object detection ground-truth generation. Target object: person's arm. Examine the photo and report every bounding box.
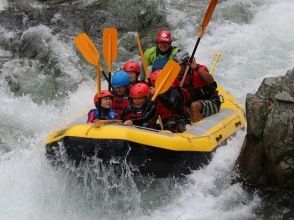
[198,66,215,84]
[87,109,96,123]
[144,47,156,66]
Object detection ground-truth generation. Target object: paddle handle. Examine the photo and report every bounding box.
[180,65,190,87]
[190,37,201,62]
[135,34,150,79]
[180,37,201,87]
[96,66,101,93]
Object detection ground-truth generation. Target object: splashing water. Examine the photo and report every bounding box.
[0,0,294,219]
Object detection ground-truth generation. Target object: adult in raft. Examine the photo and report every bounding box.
[180,56,221,123]
[144,29,179,71]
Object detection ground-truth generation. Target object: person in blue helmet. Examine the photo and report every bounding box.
[111,70,131,119]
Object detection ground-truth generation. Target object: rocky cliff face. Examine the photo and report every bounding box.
[237,68,294,188]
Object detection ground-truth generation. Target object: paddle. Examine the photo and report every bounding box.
[74,33,103,93]
[74,32,116,91]
[210,52,222,76]
[151,60,181,101]
[180,0,218,87]
[141,60,180,117]
[135,33,150,79]
[102,28,118,90]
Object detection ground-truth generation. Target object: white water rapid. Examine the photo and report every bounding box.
[0,0,293,219]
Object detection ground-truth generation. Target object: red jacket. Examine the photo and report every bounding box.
[182,65,218,102]
[155,86,186,121]
[121,100,157,127]
[112,96,129,119]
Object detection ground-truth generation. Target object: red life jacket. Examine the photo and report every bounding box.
[183,65,219,102]
[155,86,185,121]
[112,97,129,119]
[121,101,157,127]
[180,87,191,106]
[156,100,177,121]
[122,108,142,121]
[181,65,206,87]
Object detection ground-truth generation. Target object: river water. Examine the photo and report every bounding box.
[0,0,293,219]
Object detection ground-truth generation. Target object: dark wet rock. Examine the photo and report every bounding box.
[0,0,168,41]
[237,68,294,189]
[0,0,169,102]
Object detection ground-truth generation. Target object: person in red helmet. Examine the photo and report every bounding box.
[144,29,179,71]
[121,83,157,128]
[87,90,116,123]
[123,60,141,85]
[149,70,189,132]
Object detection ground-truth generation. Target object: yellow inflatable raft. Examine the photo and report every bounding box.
[45,86,246,177]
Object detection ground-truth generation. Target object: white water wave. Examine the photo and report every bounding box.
[147,132,260,220]
[0,0,8,11]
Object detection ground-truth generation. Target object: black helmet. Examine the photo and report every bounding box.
[174,50,190,64]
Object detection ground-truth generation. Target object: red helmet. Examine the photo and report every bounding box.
[94,90,113,105]
[156,29,172,43]
[149,70,161,86]
[123,61,140,75]
[130,83,149,98]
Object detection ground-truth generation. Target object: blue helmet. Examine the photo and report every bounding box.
[111,70,130,88]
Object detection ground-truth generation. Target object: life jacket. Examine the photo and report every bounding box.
[112,92,130,119]
[183,65,219,102]
[180,87,191,106]
[156,101,177,121]
[156,87,186,121]
[122,106,143,122]
[121,100,157,127]
[87,108,116,123]
[144,46,179,71]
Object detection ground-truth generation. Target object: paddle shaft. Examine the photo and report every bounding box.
[135,34,150,79]
[102,28,118,91]
[96,66,101,93]
[210,52,222,76]
[100,70,115,90]
[180,0,218,87]
[180,37,201,87]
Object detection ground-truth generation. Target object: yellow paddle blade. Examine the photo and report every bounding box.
[198,0,218,37]
[102,28,118,72]
[152,60,181,101]
[74,33,99,66]
[135,33,150,78]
